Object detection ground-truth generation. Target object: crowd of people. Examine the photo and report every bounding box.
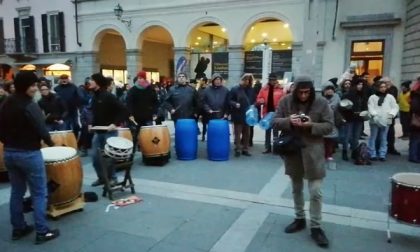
[0,68,419,247]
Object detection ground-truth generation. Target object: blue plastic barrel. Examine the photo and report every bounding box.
[259,112,274,130]
[207,119,230,161]
[175,119,198,160]
[245,105,259,126]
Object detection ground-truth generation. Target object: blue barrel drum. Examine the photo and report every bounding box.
[207,119,230,161]
[175,119,198,160]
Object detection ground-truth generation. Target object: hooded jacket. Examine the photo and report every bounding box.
[201,74,230,119]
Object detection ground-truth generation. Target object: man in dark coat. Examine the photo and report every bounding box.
[272,76,333,248]
[38,83,68,132]
[163,72,198,125]
[228,73,256,157]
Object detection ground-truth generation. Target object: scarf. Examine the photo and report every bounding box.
[376,91,386,106]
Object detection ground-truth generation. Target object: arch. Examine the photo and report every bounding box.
[238,11,296,45]
[136,21,175,49]
[184,16,231,47]
[91,25,127,52]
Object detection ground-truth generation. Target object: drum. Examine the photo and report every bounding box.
[207,119,230,161]
[41,147,82,206]
[138,125,170,165]
[104,137,133,161]
[390,172,420,225]
[42,130,78,149]
[175,119,198,160]
[117,128,133,142]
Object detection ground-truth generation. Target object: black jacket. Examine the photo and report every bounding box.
[126,85,158,123]
[201,85,230,119]
[163,84,198,120]
[54,83,80,115]
[92,90,127,129]
[340,90,368,122]
[0,94,53,150]
[228,85,256,124]
[38,93,68,124]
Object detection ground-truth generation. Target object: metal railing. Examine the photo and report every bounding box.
[4,38,38,54]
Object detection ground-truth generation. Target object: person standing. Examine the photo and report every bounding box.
[197,77,209,141]
[0,83,7,106]
[256,73,285,153]
[381,77,401,155]
[126,71,158,150]
[229,73,256,157]
[272,76,333,248]
[367,80,399,161]
[249,79,263,146]
[409,77,420,163]
[89,73,127,187]
[398,80,411,139]
[0,71,60,244]
[38,83,68,132]
[163,72,198,125]
[78,77,94,157]
[54,74,81,137]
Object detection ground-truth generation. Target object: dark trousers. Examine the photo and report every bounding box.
[387,118,397,151]
[265,128,279,150]
[234,123,250,152]
[400,111,411,137]
[79,124,94,150]
[409,132,420,163]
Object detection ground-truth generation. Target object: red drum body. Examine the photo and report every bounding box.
[390,173,420,225]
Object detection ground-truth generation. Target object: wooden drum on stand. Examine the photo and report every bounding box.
[42,130,78,149]
[41,147,83,206]
[138,125,170,166]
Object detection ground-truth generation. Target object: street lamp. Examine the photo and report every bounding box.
[114,3,131,32]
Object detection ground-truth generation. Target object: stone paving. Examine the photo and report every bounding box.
[0,121,419,251]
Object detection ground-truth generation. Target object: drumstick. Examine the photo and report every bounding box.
[210,110,220,113]
[129,117,138,126]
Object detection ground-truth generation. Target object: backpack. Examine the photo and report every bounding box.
[352,142,371,165]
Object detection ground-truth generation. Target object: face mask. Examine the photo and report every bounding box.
[325,94,333,99]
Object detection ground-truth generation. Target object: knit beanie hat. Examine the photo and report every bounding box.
[90,73,108,88]
[14,71,39,94]
[137,70,147,80]
[211,73,223,84]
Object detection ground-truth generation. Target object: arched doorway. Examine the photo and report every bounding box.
[187,22,229,82]
[243,18,293,84]
[139,26,174,85]
[96,29,127,84]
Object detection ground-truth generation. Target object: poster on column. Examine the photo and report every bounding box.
[244,51,263,80]
[271,50,292,78]
[190,53,212,81]
[212,52,229,79]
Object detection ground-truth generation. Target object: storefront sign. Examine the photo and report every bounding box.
[271,50,292,78]
[244,51,263,79]
[212,52,229,79]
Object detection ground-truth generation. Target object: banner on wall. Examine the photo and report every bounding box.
[175,56,187,76]
[211,52,229,79]
[244,51,263,80]
[190,53,212,81]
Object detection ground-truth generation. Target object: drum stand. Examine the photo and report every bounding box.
[98,148,136,200]
[48,194,85,219]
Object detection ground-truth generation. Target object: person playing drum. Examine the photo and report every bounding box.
[89,73,128,187]
[0,71,60,244]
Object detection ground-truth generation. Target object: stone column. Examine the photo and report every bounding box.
[126,49,142,84]
[73,51,98,85]
[173,47,191,79]
[402,0,420,81]
[228,45,244,88]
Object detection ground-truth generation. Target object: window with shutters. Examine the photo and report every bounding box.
[42,12,65,53]
[48,13,60,52]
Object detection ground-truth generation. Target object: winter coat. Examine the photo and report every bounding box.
[228,85,256,124]
[54,83,80,115]
[37,93,68,124]
[201,85,230,119]
[272,94,334,180]
[367,93,399,127]
[256,84,284,116]
[126,84,158,123]
[163,84,198,120]
[339,90,368,122]
[410,91,420,132]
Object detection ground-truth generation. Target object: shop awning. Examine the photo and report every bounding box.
[0,57,15,65]
[15,57,71,66]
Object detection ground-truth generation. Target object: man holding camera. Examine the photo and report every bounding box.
[272,76,333,248]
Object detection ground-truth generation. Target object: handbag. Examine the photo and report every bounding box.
[273,131,305,155]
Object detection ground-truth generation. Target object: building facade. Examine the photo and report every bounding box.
[0,0,419,88]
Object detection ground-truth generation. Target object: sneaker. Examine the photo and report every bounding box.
[241,151,252,156]
[91,179,104,187]
[284,219,306,233]
[35,229,60,245]
[311,228,329,248]
[388,149,401,155]
[12,225,34,240]
[327,157,334,161]
[262,149,272,154]
[379,157,386,162]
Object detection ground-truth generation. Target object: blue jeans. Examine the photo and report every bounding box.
[409,132,420,163]
[92,131,117,181]
[4,149,49,233]
[342,121,363,151]
[368,124,389,158]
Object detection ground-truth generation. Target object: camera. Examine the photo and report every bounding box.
[299,113,309,122]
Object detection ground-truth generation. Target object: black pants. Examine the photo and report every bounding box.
[400,111,411,137]
[387,118,396,151]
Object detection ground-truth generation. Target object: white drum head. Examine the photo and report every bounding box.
[117,128,130,131]
[140,125,168,130]
[392,173,420,187]
[41,146,77,162]
[106,137,133,149]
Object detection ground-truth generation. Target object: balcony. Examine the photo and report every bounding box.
[4,38,38,60]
